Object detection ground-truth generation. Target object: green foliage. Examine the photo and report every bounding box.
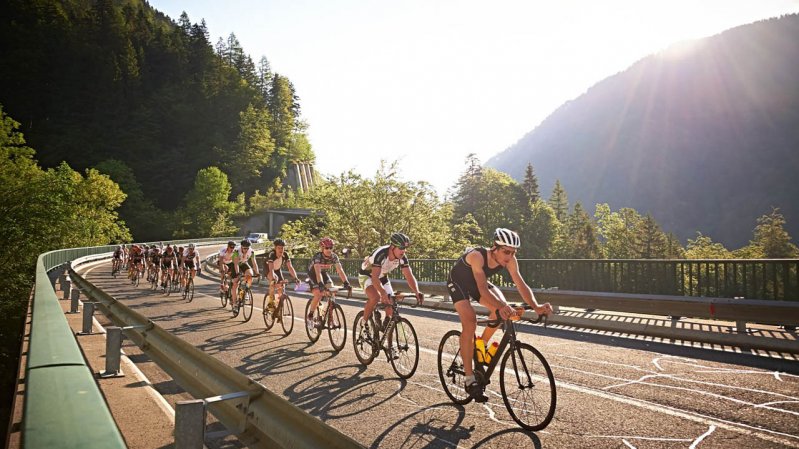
[522,163,540,203]
[279,162,477,259]
[175,167,239,237]
[221,104,275,194]
[685,233,733,259]
[749,208,799,258]
[548,180,568,222]
[554,202,602,258]
[517,200,558,259]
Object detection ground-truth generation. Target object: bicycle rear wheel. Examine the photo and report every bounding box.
[220,281,228,307]
[328,303,347,352]
[499,342,556,431]
[231,290,242,318]
[437,330,471,405]
[187,278,195,302]
[304,300,321,343]
[242,288,254,322]
[263,295,276,330]
[388,317,419,379]
[352,311,378,365]
[279,295,294,336]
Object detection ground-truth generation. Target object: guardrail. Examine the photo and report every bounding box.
[294,257,799,302]
[68,262,362,449]
[19,237,242,449]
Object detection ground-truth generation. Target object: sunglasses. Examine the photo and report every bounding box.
[500,248,517,256]
[323,246,333,250]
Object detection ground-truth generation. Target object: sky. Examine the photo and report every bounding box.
[150,0,799,197]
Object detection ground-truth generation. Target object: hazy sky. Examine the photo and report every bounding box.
[150,1,799,197]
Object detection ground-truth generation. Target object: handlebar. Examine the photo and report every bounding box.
[476,304,550,328]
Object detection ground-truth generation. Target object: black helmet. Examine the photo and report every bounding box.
[390,232,411,249]
[273,238,286,247]
[240,239,251,248]
[227,240,236,247]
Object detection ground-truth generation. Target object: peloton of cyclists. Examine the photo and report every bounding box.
[447,228,553,403]
[306,237,351,331]
[358,232,424,331]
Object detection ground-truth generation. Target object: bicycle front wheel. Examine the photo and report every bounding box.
[220,286,228,308]
[263,295,276,330]
[242,289,254,322]
[437,330,471,405]
[499,342,557,431]
[304,301,321,343]
[279,295,294,336]
[186,278,195,302]
[352,311,378,365]
[388,317,419,379]
[328,303,347,352]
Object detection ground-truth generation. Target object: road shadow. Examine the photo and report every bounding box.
[369,402,472,449]
[470,427,543,449]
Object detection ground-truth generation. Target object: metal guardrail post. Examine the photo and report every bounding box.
[736,321,748,333]
[175,400,206,449]
[78,302,96,335]
[100,326,124,378]
[68,287,81,314]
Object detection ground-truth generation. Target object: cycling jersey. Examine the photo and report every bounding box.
[358,245,409,278]
[266,250,291,271]
[218,247,235,264]
[308,251,339,273]
[447,247,504,303]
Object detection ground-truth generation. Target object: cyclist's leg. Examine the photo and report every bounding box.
[454,300,478,378]
[362,277,380,318]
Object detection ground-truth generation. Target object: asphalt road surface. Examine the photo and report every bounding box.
[81,262,799,449]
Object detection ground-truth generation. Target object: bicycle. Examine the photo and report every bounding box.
[219,270,233,308]
[231,273,259,322]
[437,305,556,431]
[353,292,420,379]
[161,267,174,295]
[304,284,350,352]
[263,279,299,336]
[182,269,196,302]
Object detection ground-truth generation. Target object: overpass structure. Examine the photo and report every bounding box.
[6,244,799,449]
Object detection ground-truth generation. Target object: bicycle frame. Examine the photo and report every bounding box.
[473,314,546,386]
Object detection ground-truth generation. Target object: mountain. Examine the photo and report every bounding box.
[486,14,799,249]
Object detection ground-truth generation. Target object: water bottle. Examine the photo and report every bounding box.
[475,336,486,363]
[485,341,499,363]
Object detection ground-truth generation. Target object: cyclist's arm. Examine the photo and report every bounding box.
[507,257,552,315]
[249,253,259,276]
[286,260,298,280]
[401,265,422,296]
[266,259,275,282]
[335,262,348,285]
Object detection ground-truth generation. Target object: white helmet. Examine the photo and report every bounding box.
[188,243,195,249]
[494,228,521,248]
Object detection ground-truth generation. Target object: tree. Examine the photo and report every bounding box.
[555,202,602,258]
[635,214,669,259]
[221,104,275,195]
[595,204,643,259]
[517,199,558,259]
[685,233,733,259]
[750,208,799,258]
[176,167,239,237]
[522,163,540,203]
[548,180,568,222]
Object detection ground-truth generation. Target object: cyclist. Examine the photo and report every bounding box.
[217,240,237,292]
[128,244,144,281]
[160,245,177,288]
[306,237,351,331]
[182,243,201,287]
[231,239,260,303]
[358,233,423,330]
[112,245,124,273]
[447,228,553,403]
[264,238,299,308]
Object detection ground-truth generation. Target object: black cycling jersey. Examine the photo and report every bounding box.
[447,247,504,303]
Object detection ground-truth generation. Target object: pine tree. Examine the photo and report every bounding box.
[751,208,799,257]
[548,180,568,222]
[522,163,540,203]
[635,214,668,258]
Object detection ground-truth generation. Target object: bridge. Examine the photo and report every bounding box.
[7,242,799,448]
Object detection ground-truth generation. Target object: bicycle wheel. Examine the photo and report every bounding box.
[304,300,321,343]
[437,330,471,405]
[352,311,378,365]
[328,303,347,352]
[133,269,140,287]
[220,283,228,308]
[389,317,419,379]
[186,278,195,302]
[242,288,254,322]
[262,295,276,330]
[499,342,557,431]
[279,295,294,336]
[231,290,242,318]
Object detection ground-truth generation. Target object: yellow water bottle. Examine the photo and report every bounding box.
[475,336,486,363]
[485,341,499,363]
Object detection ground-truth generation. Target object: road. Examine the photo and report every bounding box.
[80,262,799,449]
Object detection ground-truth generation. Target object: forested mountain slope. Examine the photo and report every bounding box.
[486,14,799,248]
[0,0,312,239]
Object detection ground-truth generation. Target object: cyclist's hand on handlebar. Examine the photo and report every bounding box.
[499,304,516,320]
[416,292,424,305]
[342,281,351,290]
[535,303,554,316]
[317,281,325,291]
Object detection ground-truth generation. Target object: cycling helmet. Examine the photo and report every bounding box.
[273,238,286,247]
[494,228,521,248]
[227,240,236,247]
[319,237,334,248]
[188,243,195,249]
[240,239,251,247]
[390,232,411,249]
